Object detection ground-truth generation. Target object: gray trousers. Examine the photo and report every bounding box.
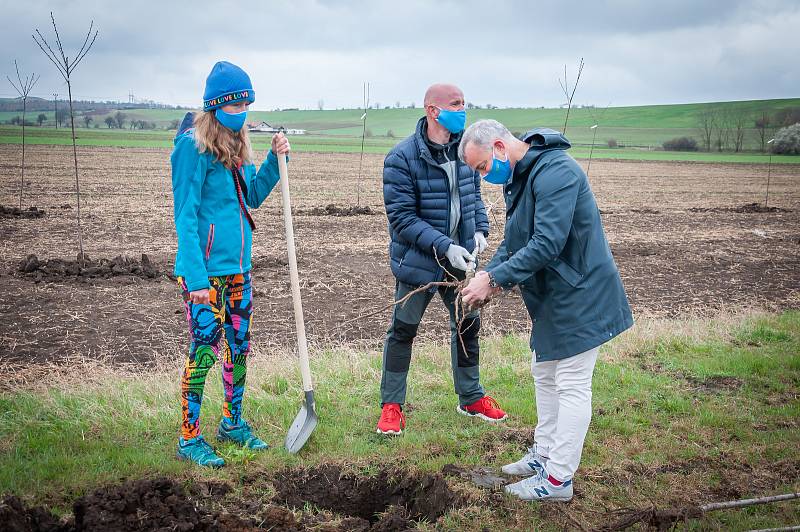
[380,277,485,407]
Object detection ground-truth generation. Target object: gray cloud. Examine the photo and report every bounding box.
[1,0,797,109]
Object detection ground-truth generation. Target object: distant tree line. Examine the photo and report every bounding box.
[7,109,157,130]
[0,96,190,113]
[693,106,800,153]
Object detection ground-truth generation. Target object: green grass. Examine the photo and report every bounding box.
[3,97,800,163]
[1,311,798,529]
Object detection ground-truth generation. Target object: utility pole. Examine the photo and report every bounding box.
[53,92,57,128]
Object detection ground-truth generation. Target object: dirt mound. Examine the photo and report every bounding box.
[298,204,378,216]
[0,495,67,532]
[0,478,301,532]
[688,202,791,213]
[74,478,234,531]
[17,253,163,282]
[0,205,45,218]
[0,469,465,531]
[273,464,465,526]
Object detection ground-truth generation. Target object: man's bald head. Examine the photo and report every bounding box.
[423,84,464,108]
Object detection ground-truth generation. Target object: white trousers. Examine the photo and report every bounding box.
[531,346,599,481]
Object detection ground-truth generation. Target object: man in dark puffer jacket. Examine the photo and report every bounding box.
[376,83,508,435]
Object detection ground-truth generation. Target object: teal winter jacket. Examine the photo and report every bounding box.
[171,130,281,291]
[485,128,633,362]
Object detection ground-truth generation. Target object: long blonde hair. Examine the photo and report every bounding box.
[193,111,253,168]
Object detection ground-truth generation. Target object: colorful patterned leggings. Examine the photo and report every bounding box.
[178,272,252,440]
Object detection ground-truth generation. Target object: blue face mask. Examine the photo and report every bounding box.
[435,107,466,134]
[215,108,247,132]
[483,149,512,185]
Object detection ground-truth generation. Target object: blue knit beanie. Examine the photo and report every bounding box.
[203,61,255,112]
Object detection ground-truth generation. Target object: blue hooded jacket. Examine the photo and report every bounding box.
[383,117,489,286]
[485,128,633,361]
[171,129,282,291]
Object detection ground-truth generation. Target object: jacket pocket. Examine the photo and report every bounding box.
[547,257,584,287]
[205,223,215,261]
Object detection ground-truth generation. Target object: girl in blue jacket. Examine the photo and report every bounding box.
[172,61,290,467]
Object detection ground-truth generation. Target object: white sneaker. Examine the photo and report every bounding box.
[504,471,573,502]
[501,446,549,476]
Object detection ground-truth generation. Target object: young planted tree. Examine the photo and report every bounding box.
[356,81,370,207]
[6,60,40,209]
[586,103,610,179]
[765,138,775,207]
[558,57,584,136]
[33,12,98,263]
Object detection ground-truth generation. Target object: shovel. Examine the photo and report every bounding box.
[277,149,318,453]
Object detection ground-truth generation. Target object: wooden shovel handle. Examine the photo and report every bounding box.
[277,152,313,392]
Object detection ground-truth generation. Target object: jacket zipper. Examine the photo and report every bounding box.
[239,209,245,272]
[205,223,215,260]
[442,149,452,242]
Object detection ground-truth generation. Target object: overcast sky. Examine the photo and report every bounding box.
[2,0,798,110]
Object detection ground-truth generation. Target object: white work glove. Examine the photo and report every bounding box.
[474,232,487,255]
[445,244,476,271]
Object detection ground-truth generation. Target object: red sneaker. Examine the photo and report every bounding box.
[376,403,406,435]
[458,395,508,422]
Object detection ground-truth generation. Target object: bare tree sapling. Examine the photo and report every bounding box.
[32,12,98,263]
[558,57,584,135]
[6,60,39,209]
[356,81,370,207]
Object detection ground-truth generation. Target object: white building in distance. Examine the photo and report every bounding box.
[248,121,306,135]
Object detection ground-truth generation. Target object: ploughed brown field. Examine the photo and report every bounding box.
[1,144,798,365]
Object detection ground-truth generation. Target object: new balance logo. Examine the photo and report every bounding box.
[534,486,549,497]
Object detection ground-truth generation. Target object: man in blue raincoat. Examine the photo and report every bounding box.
[461,119,633,502]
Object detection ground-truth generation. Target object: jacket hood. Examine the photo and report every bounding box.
[511,128,571,181]
[520,127,571,152]
[174,112,196,145]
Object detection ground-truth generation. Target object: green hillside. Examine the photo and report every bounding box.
[2,98,799,163]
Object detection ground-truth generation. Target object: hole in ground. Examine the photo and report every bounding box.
[272,464,465,525]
